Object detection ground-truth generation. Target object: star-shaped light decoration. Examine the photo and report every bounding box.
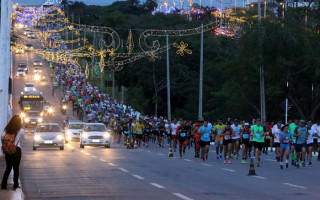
[75,30,80,36]
[147,52,161,62]
[107,48,114,57]
[172,41,192,56]
[68,25,74,31]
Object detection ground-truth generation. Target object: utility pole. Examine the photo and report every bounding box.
[91,31,96,81]
[258,0,262,22]
[220,0,223,27]
[166,34,171,122]
[285,81,288,124]
[71,12,74,49]
[198,24,203,119]
[264,0,267,18]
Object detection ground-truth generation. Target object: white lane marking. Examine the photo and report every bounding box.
[201,163,212,167]
[132,174,144,180]
[138,149,142,151]
[80,150,84,153]
[158,153,165,156]
[91,156,97,158]
[265,159,276,162]
[150,183,165,189]
[183,159,192,162]
[85,153,90,155]
[108,163,116,167]
[222,168,235,172]
[252,176,268,180]
[118,168,129,173]
[100,159,106,162]
[173,193,194,200]
[211,151,216,153]
[172,157,178,159]
[146,151,151,153]
[283,183,306,189]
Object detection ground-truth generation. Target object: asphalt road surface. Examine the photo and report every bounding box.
[11,30,320,200]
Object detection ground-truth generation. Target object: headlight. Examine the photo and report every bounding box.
[16,50,19,53]
[25,118,29,122]
[62,105,67,109]
[37,118,43,123]
[40,112,43,117]
[104,133,110,138]
[66,131,72,135]
[21,49,24,53]
[67,136,72,141]
[35,74,40,81]
[48,108,53,113]
[20,112,26,118]
[56,135,63,140]
[34,135,41,140]
[82,133,88,138]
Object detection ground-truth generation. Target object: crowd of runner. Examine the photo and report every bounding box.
[47,32,320,170]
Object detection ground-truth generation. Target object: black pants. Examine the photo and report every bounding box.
[1,147,21,188]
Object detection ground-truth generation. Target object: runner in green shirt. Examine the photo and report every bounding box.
[289,119,299,166]
[251,119,265,167]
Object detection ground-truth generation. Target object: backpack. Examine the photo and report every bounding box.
[2,133,17,155]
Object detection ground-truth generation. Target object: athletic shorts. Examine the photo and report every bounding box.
[295,143,307,152]
[158,132,165,137]
[179,140,187,146]
[274,143,280,148]
[172,135,178,140]
[313,138,318,145]
[200,141,210,147]
[215,140,223,147]
[232,138,240,143]
[307,143,313,148]
[242,139,250,147]
[135,134,142,139]
[223,139,232,146]
[253,141,264,151]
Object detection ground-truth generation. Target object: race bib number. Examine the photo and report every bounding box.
[146,129,149,132]
[138,130,142,134]
[124,131,129,134]
[283,137,290,144]
[255,134,261,139]
[224,135,230,140]
[180,133,186,137]
[218,130,222,135]
[243,134,249,139]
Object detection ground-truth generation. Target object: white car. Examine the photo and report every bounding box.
[33,60,42,66]
[15,48,24,54]
[24,83,36,91]
[33,123,64,150]
[27,33,35,39]
[16,68,26,77]
[34,66,42,74]
[65,121,85,143]
[80,123,111,148]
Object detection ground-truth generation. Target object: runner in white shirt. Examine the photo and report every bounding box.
[311,121,320,159]
[231,119,241,159]
[306,121,317,165]
[171,119,179,152]
[272,121,282,162]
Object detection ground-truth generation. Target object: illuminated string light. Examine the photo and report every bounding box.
[172,41,192,56]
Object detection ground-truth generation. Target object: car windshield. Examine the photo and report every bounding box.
[69,124,84,129]
[17,69,25,72]
[84,125,106,132]
[34,60,40,63]
[25,83,34,87]
[26,44,32,47]
[36,125,60,132]
[19,63,26,67]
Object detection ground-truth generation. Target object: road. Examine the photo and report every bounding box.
[11,30,320,200]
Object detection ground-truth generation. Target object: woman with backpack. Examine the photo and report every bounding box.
[1,115,26,190]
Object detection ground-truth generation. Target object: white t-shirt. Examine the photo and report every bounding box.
[171,123,179,135]
[272,126,281,143]
[231,124,241,139]
[306,129,314,144]
[311,124,320,142]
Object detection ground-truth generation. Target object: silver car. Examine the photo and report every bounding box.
[24,111,43,127]
[16,68,26,77]
[33,123,64,150]
[80,123,111,148]
[65,121,85,143]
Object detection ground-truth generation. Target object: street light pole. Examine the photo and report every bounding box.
[166,34,171,122]
[198,24,203,119]
[285,81,288,124]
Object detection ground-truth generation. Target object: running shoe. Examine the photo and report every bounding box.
[217,155,220,160]
[241,160,246,164]
[296,163,300,168]
[228,159,232,164]
[219,154,222,159]
[280,165,283,169]
[174,148,176,152]
[286,163,289,168]
[206,154,208,160]
[302,162,306,167]
[235,154,239,159]
[183,152,186,156]
[180,155,182,159]
[224,160,227,164]
[231,154,234,159]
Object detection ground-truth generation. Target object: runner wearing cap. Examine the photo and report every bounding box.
[240,123,251,164]
[293,120,307,168]
[252,118,265,167]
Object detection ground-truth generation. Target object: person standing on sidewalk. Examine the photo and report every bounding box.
[1,115,26,190]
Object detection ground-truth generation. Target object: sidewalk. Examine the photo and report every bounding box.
[0,155,24,200]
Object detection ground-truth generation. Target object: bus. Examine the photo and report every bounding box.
[19,90,44,112]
